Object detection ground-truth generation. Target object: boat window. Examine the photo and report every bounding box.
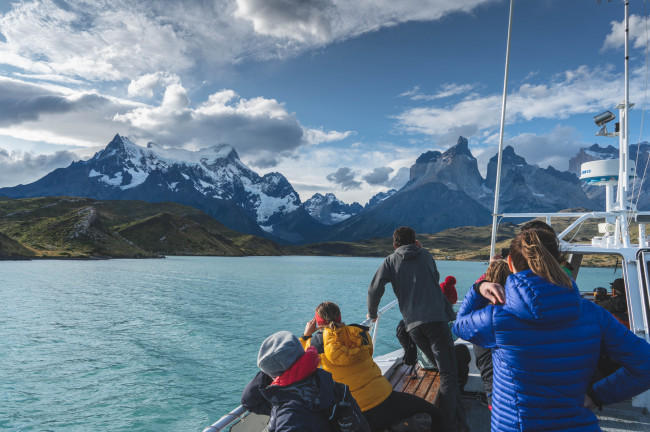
[569,254,622,295]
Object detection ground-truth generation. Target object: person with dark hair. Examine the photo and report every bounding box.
[301,302,445,432]
[368,227,467,432]
[454,229,650,431]
[241,331,370,432]
[520,219,555,233]
[596,278,629,328]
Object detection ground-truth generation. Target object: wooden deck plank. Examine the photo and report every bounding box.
[394,366,416,392]
[414,369,438,399]
[388,363,409,389]
[402,369,424,394]
[424,375,441,404]
[388,363,442,404]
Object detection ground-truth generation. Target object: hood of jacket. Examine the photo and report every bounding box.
[322,325,373,366]
[394,244,421,260]
[271,346,320,387]
[503,270,581,324]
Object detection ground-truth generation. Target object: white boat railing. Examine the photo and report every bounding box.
[202,299,400,432]
[498,211,650,248]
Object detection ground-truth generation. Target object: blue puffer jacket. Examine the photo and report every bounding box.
[453,270,650,432]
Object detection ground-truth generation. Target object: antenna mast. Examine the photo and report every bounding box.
[489,0,514,258]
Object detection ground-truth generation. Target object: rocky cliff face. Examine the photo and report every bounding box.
[568,144,618,174]
[484,145,597,212]
[408,136,486,202]
[568,142,650,209]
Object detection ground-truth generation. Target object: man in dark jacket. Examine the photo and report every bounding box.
[241,331,369,432]
[368,227,467,432]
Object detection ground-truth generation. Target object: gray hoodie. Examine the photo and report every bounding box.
[368,244,455,331]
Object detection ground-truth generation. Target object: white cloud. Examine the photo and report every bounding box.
[235,0,334,42]
[0,0,193,82]
[235,0,497,45]
[115,83,350,167]
[0,0,498,84]
[400,83,477,101]
[602,14,649,51]
[395,65,625,138]
[303,128,354,145]
[128,72,181,98]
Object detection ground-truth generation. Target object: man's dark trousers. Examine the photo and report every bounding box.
[408,321,468,432]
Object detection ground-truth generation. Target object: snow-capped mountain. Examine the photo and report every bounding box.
[302,193,362,225]
[365,189,397,209]
[0,134,314,242]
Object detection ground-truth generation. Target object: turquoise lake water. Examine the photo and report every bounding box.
[0,256,622,431]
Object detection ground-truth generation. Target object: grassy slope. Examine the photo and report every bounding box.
[0,197,283,258]
[292,214,623,267]
[0,198,626,265]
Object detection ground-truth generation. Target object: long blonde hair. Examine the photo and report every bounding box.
[510,229,572,289]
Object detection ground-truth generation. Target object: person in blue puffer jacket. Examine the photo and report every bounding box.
[453,228,650,431]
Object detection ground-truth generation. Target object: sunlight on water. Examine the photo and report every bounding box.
[0,257,621,431]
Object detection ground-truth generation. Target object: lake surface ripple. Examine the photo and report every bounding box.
[0,256,621,431]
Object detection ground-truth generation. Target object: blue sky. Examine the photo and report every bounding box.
[0,0,647,205]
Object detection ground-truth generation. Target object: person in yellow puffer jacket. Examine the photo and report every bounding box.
[301,301,447,432]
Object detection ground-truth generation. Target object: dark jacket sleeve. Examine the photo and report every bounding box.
[430,254,440,284]
[241,371,273,416]
[453,287,496,349]
[591,303,650,405]
[368,259,391,319]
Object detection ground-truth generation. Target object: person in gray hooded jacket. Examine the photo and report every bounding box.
[242,331,369,432]
[367,227,467,432]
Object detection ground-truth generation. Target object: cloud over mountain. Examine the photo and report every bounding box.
[0,148,77,186]
[363,166,394,185]
[327,167,361,190]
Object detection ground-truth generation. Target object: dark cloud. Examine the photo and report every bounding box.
[326,167,361,190]
[363,166,394,185]
[0,79,112,127]
[0,149,79,187]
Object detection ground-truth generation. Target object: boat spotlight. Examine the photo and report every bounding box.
[594,111,616,127]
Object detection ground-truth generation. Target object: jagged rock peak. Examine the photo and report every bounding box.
[415,150,442,164]
[442,136,473,159]
[490,145,527,165]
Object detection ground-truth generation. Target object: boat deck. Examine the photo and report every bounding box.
[385,358,650,432]
[387,362,492,432]
[217,347,650,432]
